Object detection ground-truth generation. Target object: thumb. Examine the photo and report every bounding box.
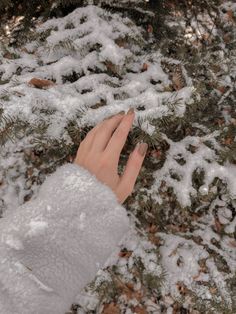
[116,142,148,203]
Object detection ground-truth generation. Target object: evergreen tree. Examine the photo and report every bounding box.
[0,1,236,313]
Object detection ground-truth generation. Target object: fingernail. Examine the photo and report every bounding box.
[127,108,134,115]
[118,110,125,115]
[137,142,148,156]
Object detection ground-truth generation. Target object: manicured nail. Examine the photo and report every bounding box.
[137,142,148,156]
[118,110,125,115]
[127,108,134,115]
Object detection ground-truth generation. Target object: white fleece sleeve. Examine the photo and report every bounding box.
[0,163,130,314]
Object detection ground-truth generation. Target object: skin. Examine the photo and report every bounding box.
[74,110,147,204]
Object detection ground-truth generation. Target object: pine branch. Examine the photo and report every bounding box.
[0,112,27,146]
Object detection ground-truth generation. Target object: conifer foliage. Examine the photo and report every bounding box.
[0,1,236,313]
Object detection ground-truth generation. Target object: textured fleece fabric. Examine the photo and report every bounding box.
[0,163,130,314]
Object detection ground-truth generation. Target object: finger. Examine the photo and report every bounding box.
[116,142,148,202]
[75,123,100,158]
[105,109,135,163]
[77,112,124,153]
[91,112,125,152]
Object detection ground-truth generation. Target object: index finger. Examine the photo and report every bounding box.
[104,108,135,162]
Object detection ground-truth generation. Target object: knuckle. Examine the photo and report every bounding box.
[123,182,133,195]
[98,156,109,168]
[130,153,141,167]
[98,126,108,137]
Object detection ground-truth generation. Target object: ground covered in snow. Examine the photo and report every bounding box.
[0,1,236,313]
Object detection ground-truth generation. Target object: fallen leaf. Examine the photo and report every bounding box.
[202,33,211,42]
[214,218,223,233]
[105,61,120,75]
[215,118,225,126]
[142,63,148,72]
[209,287,218,294]
[148,223,158,234]
[148,233,160,246]
[229,240,236,248]
[147,24,153,33]
[115,37,127,48]
[102,302,120,314]
[176,282,187,295]
[29,78,55,89]
[226,10,234,22]
[119,250,133,258]
[21,47,29,53]
[132,306,147,314]
[3,52,14,59]
[151,149,162,158]
[223,137,233,146]
[217,86,226,94]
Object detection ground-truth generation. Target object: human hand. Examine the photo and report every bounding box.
[73,108,148,204]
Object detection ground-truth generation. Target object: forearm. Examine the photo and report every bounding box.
[0,163,130,314]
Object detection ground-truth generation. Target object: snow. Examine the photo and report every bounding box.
[158,233,210,301]
[0,2,236,313]
[27,220,48,237]
[206,259,232,306]
[29,273,54,293]
[152,134,236,207]
[0,5,193,140]
[225,216,236,234]
[5,235,24,250]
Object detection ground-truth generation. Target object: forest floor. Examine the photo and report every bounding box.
[0,1,236,313]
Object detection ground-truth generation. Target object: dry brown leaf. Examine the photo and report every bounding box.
[122,287,138,301]
[67,155,74,163]
[226,10,235,22]
[3,52,14,59]
[166,224,188,233]
[132,306,147,314]
[29,78,55,89]
[223,137,233,146]
[148,223,158,234]
[150,149,162,158]
[20,47,29,54]
[125,282,134,290]
[133,290,143,302]
[114,276,143,302]
[209,287,218,294]
[202,33,210,41]
[217,86,226,94]
[215,118,225,126]
[148,233,160,246]
[229,240,236,248]
[176,282,187,295]
[26,167,34,177]
[142,63,148,72]
[102,302,120,314]
[223,33,231,43]
[147,24,153,33]
[105,61,119,75]
[118,250,133,258]
[214,218,223,233]
[115,37,127,48]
